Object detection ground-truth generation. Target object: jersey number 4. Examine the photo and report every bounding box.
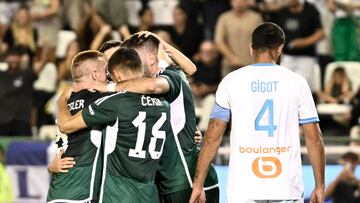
[129,111,166,159]
[255,99,277,137]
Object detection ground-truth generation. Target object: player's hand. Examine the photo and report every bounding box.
[189,187,206,203]
[137,31,151,38]
[309,186,324,203]
[194,130,202,144]
[136,31,160,41]
[48,149,75,174]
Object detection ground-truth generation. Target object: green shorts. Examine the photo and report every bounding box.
[101,173,159,203]
[47,165,101,203]
[159,187,219,203]
[252,200,303,203]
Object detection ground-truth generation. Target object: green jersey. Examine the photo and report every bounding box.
[82,92,172,203]
[47,90,111,203]
[156,66,218,195]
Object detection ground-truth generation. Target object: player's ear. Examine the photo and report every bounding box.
[148,54,157,68]
[250,44,254,56]
[277,44,284,56]
[91,70,98,81]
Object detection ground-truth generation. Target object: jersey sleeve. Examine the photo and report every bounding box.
[82,94,118,127]
[158,69,182,103]
[215,76,230,109]
[298,78,319,125]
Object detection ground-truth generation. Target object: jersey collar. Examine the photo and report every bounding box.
[251,63,277,67]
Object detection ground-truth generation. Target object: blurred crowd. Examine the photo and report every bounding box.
[0,0,359,140]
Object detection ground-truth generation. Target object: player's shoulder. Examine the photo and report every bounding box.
[159,65,183,81]
[69,89,108,102]
[93,91,128,106]
[223,64,259,80]
[160,65,182,76]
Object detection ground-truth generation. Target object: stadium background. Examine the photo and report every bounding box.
[0,0,360,202]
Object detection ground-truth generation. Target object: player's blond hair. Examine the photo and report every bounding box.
[71,50,105,81]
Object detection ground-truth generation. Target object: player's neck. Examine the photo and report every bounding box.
[73,81,92,92]
[254,50,280,65]
[118,72,142,82]
[254,55,277,65]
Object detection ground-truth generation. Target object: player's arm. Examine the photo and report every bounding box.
[113,77,170,94]
[302,122,325,202]
[57,90,87,134]
[136,31,197,75]
[190,104,230,203]
[159,36,197,76]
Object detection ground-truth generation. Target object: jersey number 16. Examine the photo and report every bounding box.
[129,111,166,160]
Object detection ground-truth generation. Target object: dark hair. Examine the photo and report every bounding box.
[341,152,359,163]
[252,22,285,50]
[121,34,159,53]
[175,4,186,13]
[108,47,142,74]
[18,4,30,11]
[71,50,104,79]
[99,40,122,53]
[334,66,346,75]
[138,6,151,18]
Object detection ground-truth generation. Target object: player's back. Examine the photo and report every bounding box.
[47,90,111,203]
[105,92,171,182]
[157,67,218,197]
[82,92,172,202]
[216,63,319,201]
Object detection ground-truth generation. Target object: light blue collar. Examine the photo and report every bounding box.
[251,63,277,67]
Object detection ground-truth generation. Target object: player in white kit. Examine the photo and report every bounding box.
[190,22,325,203]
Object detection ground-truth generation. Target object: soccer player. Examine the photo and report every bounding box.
[57,47,172,202]
[190,22,325,203]
[47,41,122,174]
[47,50,110,202]
[109,33,219,203]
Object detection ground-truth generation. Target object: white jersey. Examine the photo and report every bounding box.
[215,63,319,202]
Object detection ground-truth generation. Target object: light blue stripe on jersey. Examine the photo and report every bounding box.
[251,63,278,67]
[210,103,230,122]
[299,117,320,125]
